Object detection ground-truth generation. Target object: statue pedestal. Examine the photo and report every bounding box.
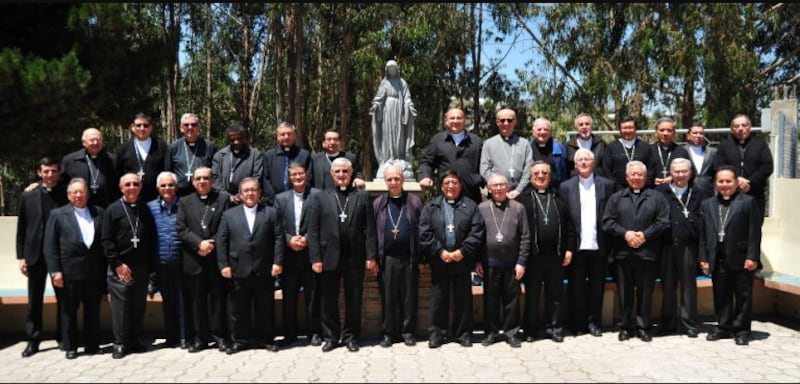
[364,180,422,195]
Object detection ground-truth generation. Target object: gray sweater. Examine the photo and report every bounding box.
[478,199,530,267]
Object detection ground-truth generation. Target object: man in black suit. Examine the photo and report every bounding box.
[418,107,485,204]
[602,116,655,190]
[565,113,608,179]
[102,173,157,359]
[16,157,67,357]
[44,178,105,359]
[114,113,168,203]
[699,166,762,346]
[216,177,284,353]
[559,148,616,337]
[307,157,378,352]
[602,160,670,342]
[310,130,366,190]
[261,121,312,205]
[649,117,690,188]
[61,128,119,208]
[166,113,216,197]
[714,114,774,220]
[212,124,263,205]
[419,171,485,348]
[655,158,710,338]
[176,166,232,353]
[273,162,321,346]
[684,121,717,194]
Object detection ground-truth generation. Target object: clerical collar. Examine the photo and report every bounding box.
[445,199,457,205]
[390,192,404,199]
[283,146,292,152]
[123,198,136,207]
[493,199,508,209]
[338,186,349,192]
[232,149,240,155]
[502,134,516,142]
[187,141,196,147]
[89,154,98,160]
[619,138,636,148]
[631,188,641,194]
[199,194,209,200]
[536,189,548,194]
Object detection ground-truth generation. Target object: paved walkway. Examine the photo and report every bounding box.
[1,316,799,383]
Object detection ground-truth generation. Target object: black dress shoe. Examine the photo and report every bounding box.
[686,329,699,338]
[188,341,206,353]
[508,337,522,348]
[310,334,323,346]
[112,344,125,359]
[637,329,652,342]
[458,337,472,347]
[735,335,749,346]
[428,338,443,349]
[215,338,229,352]
[402,334,416,346]
[265,343,280,352]
[346,340,360,352]
[21,341,39,358]
[618,330,631,341]
[321,340,337,352]
[706,329,731,341]
[65,350,79,360]
[180,340,190,349]
[226,342,246,355]
[552,331,564,343]
[588,324,603,337]
[481,333,501,346]
[380,334,393,348]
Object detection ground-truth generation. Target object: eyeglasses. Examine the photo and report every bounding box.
[159,183,176,188]
[488,183,508,188]
[532,171,550,175]
[182,122,199,128]
[193,175,211,180]
[134,123,151,128]
[497,118,515,123]
[124,182,141,187]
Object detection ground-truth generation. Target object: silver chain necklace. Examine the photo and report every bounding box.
[489,201,508,242]
[387,201,404,240]
[335,193,350,223]
[670,185,692,218]
[718,203,730,242]
[120,199,141,249]
[532,191,552,225]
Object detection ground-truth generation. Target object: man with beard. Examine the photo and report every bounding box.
[212,124,263,206]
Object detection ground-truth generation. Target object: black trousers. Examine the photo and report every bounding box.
[156,263,185,344]
[380,256,419,338]
[483,265,522,337]
[107,264,149,347]
[281,258,319,339]
[184,266,230,344]
[230,274,276,344]
[319,260,364,343]
[568,250,607,331]
[711,262,754,336]
[660,244,699,333]
[25,260,62,343]
[428,263,473,342]
[613,257,656,331]
[523,253,564,335]
[57,279,101,351]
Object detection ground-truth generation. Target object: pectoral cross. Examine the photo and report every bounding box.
[446,223,455,233]
[661,169,668,178]
[682,208,689,218]
[508,168,515,178]
[543,217,549,225]
[137,169,145,179]
[718,230,725,242]
[391,228,400,240]
[131,236,140,249]
[496,233,504,243]
[185,172,193,180]
[338,212,348,223]
[91,184,99,194]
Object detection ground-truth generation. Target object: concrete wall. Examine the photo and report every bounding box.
[761,178,800,276]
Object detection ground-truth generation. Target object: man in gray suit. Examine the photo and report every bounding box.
[212,124,263,205]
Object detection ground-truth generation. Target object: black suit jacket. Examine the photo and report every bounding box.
[601,138,654,189]
[309,151,365,190]
[16,184,67,266]
[418,195,485,269]
[559,173,617,257]
[176,190,231,275]
[307,188,377,271]
[114,137,168,203]
[418,131,485,204]
[648,142,690,186]
[61,148,119,208]
[261,145,312,205]
[273,187,319,267]
[602,187,670,262]
[655,183,710,246]
[44,204,105,282]
[714,135,774,202]
[216,204,284,277]
[698,193,762,273]
[684,143,717,194]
